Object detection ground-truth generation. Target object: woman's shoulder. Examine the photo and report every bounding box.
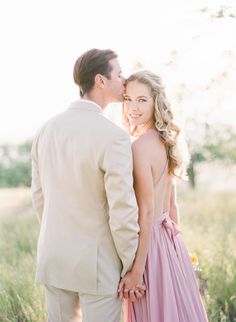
[132,129,163,150]
[132,130,167,168]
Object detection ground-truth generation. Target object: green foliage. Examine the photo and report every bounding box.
[1,189,236,321]
[179,190,236,321]
[0,122,235,189]
[0,214,46,322]
[203,125,236,163]
[0,141,32,188]
[187,123,236,188]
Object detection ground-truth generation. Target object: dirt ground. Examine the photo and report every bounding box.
[0,188,32,217]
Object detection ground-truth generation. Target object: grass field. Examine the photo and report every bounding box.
[0,187,236,321]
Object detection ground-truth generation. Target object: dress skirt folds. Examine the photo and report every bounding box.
[124,212,208,322]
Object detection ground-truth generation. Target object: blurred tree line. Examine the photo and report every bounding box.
[0,140,32,187]
[0,124,235,188]
[187,123,236,188]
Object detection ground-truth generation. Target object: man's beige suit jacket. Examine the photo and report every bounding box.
[31,100,139,295]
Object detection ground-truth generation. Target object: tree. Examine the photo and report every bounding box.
[187,122,236,188]
[0,140,32,187]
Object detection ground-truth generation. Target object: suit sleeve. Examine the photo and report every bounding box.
[102,132,139,277]
[31,131,44,223]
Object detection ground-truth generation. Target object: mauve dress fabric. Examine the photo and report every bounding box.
[124,154,208,322]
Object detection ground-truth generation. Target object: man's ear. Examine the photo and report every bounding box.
[95,74,105,88]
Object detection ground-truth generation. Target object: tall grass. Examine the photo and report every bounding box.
[179,189,236,322]
[0,209,45,321]
[0,188,236,321]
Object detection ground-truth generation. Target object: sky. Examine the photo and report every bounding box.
[0,0,236,144]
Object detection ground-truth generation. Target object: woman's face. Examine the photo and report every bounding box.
[124,80,154,128]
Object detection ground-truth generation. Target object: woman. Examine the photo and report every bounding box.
[118,70,208,322]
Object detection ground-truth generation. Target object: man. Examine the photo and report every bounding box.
[31,49,140,322]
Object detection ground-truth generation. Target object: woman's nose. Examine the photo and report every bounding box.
[129,101,138,111]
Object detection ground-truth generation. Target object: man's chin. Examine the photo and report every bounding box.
[117,95,125,103]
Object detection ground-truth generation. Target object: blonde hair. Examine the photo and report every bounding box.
[123,70,189,179]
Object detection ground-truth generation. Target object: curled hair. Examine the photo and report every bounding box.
[123,70,189,179]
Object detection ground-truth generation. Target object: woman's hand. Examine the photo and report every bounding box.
[118,271,146,302]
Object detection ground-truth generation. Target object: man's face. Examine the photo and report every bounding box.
[103,58,125,103]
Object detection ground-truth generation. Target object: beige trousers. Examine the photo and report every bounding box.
[45,285,122,322]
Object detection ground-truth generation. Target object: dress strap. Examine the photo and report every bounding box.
[154,159,168,186]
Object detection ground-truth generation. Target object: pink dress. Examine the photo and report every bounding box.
[124,162,208,322]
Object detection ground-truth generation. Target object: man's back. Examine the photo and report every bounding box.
[31,100,139,295]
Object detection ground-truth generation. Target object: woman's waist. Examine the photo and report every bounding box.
[152,211,170,224]
[152,211,180,236]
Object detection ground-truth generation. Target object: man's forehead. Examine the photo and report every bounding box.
[110,58,121,70]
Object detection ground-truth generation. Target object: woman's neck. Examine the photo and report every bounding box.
[131,120,156,137]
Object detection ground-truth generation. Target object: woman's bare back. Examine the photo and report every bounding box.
[132,129,172,220]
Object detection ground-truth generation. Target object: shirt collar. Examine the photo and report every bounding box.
[68,99,103,113]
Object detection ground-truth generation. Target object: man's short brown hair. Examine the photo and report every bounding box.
[73,48,117,97]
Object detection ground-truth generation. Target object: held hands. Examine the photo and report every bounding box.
[118,271,146,302]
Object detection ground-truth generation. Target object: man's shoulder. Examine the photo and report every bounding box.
[33,112,61,133]
[96,118,131,151]
[99,114,127,135]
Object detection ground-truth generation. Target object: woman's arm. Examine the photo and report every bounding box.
[118,138,154,299]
